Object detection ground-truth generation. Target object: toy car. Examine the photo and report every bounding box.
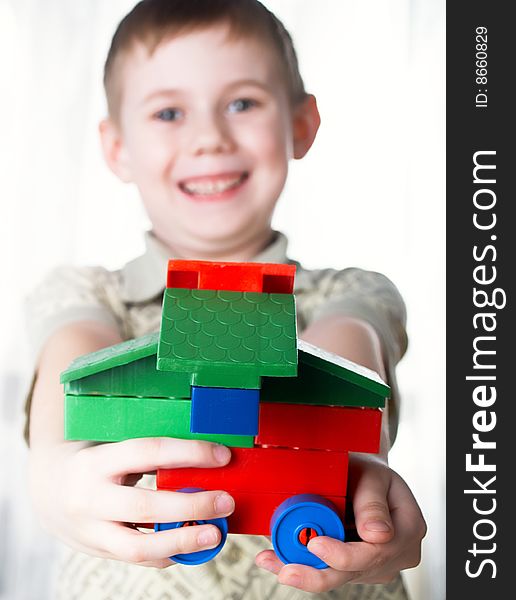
[61,260,388,568]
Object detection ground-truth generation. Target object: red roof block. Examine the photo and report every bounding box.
[167,260,296,293]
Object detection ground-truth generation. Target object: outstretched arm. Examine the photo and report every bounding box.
[255,314,426,592]
[28,321,235,568]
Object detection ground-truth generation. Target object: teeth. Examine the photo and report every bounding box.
[182,174,244,195]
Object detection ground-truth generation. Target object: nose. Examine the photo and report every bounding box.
[189,111,235,156]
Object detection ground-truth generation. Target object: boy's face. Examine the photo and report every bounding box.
[102,26,318,258]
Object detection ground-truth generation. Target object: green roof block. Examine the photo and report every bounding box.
[261,340,388,409]
[261,363,384,408]
[64,353,191,399]
[298,340,390,398]
[61,332,159,383]
[157,289,297,388]
[64,395,254,447]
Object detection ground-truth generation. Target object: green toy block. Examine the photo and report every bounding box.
[64,353,192,399]
[260,340,388,409]
[261,361,386,408]
[190,368,261,389]
[64,395,254,447]
[298,340,390,398]
[61,332,159,383]
[157,288,297,388]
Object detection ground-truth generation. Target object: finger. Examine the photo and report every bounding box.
[307,537,388,572]
[90,486,235,523]
[388,475,427,539]
[256,551,356,591]
[255,549,283,575]
[102,521,223,564]
[134,559,175,569]
[256,538,387,579]
[386,479,426,570]
[86,437,231,477]
[277,563,357,593]
[352,468,394,543]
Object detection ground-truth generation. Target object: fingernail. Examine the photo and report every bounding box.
[213,445,231,464]
[284,574,302,588]
[198,527,219,547]
[308,540,326,558]
[215,493,234,515]
[365,520,391,532]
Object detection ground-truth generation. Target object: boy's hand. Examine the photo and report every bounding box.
[255,454,426,592]
[29,437,234,568]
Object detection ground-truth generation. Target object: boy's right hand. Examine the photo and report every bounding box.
[29,437,234,568]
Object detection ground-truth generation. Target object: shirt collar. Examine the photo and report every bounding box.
[120,230,292,303]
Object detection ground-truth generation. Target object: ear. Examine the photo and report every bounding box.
[292,94,321,159]
[98,118,133,182]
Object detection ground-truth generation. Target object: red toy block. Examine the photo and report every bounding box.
[256,403,382,453]
[167,260,295,293]
[157,447,349,497]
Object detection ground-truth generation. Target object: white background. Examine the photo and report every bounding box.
[0,1,445,598]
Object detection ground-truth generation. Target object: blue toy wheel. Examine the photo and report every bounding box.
[270,494,345,569]
[154,487,228,565]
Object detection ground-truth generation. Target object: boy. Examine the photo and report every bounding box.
[25,1,426,598]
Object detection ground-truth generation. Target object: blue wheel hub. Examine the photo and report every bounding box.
[154,487,228,565]
[270,494,345,569]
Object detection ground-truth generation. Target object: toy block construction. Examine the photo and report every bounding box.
[61,259,389,568]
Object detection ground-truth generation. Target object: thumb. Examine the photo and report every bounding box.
[352,465,394,544]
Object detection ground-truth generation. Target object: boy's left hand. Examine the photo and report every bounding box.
[255,455,426,593]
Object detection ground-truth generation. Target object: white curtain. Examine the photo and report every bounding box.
[0,1,444,598]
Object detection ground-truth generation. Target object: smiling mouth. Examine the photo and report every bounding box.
[179,172,249,197]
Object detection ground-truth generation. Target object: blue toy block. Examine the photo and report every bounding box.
[190,386,260,436]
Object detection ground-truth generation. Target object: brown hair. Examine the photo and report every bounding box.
[104,0,307,121]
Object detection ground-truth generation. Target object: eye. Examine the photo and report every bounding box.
[154,107,183,122]
[227,98,257,113]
